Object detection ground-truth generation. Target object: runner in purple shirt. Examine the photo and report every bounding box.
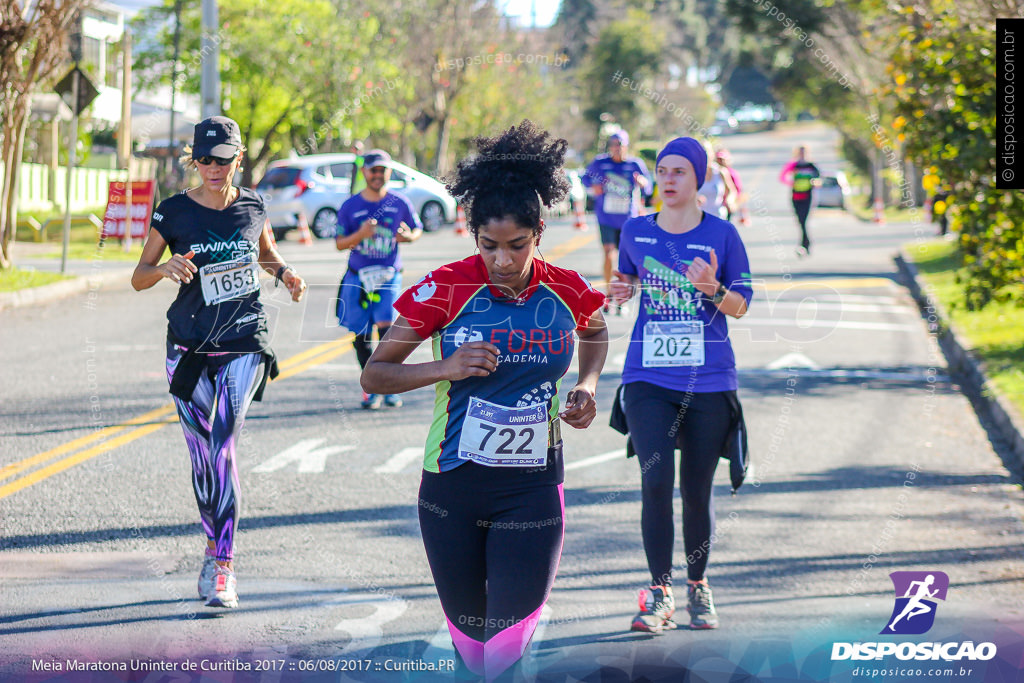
[582,130,652,314]
[611,136,753,633]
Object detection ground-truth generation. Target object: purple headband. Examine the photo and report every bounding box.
[656,137,707,190]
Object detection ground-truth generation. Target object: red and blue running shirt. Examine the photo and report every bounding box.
[394,255,605,473]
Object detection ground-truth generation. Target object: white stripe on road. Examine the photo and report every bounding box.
[763,301,917,314]
[252,439,354,473]
[765,352,820,370]
[565,449,626,471]
[739,368,949,382]
[736,318,918,332]
[374,447,424,474]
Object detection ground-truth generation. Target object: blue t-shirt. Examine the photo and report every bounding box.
[618,212,753,392]
[338,191,422,271]
[394,256,605,473]
[581,155,652,229]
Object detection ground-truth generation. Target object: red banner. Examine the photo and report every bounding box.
[101,180,155,239]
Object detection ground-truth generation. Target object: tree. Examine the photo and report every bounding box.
[0,0,87,270]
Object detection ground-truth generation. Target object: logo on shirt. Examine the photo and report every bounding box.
[413,278,437,302]
[635,236,657,244]
[152,212,164,222]
[452,326,483,347]
[206,130,217,136]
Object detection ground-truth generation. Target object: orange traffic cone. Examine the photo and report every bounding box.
[297,211,314,245]
[872,197,886,224]
[573,199,588,231]
[454,205,469,237]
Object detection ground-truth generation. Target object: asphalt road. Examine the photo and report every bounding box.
[2,124,1022,682]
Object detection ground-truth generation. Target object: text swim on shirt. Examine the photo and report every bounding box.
[581,155,652,229]
[618,212,754,393]
[393,255,606,473]
[151,187,270,351]
[338,191,422,272]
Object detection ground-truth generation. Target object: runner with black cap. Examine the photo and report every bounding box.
[335,149,422,410]
[132,115,307,609]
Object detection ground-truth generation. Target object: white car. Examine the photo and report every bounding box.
[255,153,457,240]
[816,172,851,209]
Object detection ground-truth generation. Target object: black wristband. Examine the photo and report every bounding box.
[275,265,293,287]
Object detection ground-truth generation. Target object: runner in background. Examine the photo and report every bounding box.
[336,149,422,410]
[582,130,652,314]
[132,116,307,609]
[779,145,821,256]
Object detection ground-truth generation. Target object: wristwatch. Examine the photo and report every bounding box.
[712,283,728,305]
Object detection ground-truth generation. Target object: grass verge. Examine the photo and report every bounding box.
[905,238,1024,418]
[0,267,72,293]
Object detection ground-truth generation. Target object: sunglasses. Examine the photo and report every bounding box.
[195,155,237,166]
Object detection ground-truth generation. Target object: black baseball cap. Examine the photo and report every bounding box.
[192,116,241,158]
[362,149,393,169]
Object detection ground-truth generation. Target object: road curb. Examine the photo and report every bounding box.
[0,267,131,312]
[896,249,1024,473]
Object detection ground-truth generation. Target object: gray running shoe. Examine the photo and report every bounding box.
[630,585,677,633]
[687,581,719,629]
[205,565,238,608]
[384,394,403,408]
[198,554,217,600]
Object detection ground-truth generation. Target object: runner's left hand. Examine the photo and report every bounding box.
[284,271,307,302]
[559,386,596,429]
[685,248,719,298]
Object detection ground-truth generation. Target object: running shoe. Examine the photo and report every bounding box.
[205,565,238,608]
[686,581,719,629]
[630,585,676,633]
[197,553,217,600]
[361,393,382,410]
[384,394,403,408]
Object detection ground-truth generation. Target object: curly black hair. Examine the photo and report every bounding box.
[446,120,569,238]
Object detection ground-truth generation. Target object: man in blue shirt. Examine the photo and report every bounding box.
[336,149,422,409]
[582,130,652,313]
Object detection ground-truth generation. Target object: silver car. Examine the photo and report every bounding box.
[816,172,851,209]
[255,153,457,240]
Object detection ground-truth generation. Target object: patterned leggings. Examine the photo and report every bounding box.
[166,346,265,561]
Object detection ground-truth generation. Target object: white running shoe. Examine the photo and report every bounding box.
[205,565,238,608]
[197,555,217,600]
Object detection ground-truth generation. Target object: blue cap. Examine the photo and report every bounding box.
[609,130,629,146]
[656,137,707,190]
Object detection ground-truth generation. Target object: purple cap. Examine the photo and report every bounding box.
[656,137,707,190]
[609,130,629,146]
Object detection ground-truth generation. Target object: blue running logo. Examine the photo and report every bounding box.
[880,571,949,635]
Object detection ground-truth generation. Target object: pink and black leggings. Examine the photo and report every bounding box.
[417,447,564,680]
[166,345,265,562]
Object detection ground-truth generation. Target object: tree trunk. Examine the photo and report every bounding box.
[0,100,29,270]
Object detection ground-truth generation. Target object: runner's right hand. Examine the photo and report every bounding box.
[609,270,635,305]
[161,250,197,284]
[358,218,378,238]
[443,341,499,380]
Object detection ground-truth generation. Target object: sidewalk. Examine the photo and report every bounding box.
[0,242,135,312]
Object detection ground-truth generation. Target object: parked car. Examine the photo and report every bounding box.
[816,171,851,209]
[254,153,457,241]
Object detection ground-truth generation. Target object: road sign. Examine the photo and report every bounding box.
[54,66,99,116]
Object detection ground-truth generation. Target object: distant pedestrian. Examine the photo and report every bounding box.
[715,149,749,225]
[335,149,422,410]
[779,145,820,255]
[131,116,307,609]
[582,130,652,314]
[697,143,738,220]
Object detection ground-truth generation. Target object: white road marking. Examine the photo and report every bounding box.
[374,447,424,474]
[252,439,354,473]
[565,449,627,471]
[740,368,949,382]
[735,318,918,332]
[764,301,916,314]
[765,352,820,370]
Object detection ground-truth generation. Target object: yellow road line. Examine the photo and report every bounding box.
[2,229,597,500]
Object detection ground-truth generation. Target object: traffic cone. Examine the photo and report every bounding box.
[454,205,469,237]
[872,197,886,224]
[297,211,314,245]
[573,199,588,231]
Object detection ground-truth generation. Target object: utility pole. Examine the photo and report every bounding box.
[120,27,134,250]
[200,0,220,118]
[168,0,183,184]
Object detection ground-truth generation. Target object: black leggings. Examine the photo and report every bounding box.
[418,447,564,679]
[622,382,733,584]
[792,197,812,250]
